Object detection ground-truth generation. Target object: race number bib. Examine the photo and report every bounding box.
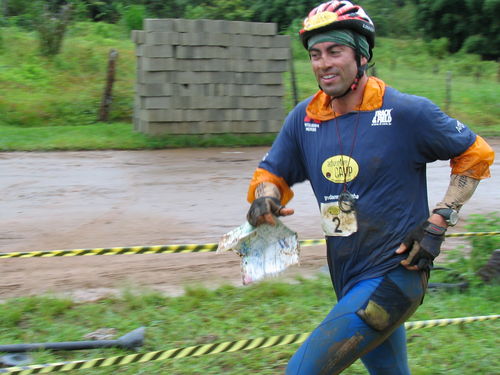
[320,202,358,237]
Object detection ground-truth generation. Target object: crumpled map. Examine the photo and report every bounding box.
[217,220,300,285]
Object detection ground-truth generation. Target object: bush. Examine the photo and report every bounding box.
[465,212,500,273]
[425,38,450,60]
[34,3,73,56]
[119,4,146,32]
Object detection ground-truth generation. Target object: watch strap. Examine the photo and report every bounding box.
[424,221,447,236]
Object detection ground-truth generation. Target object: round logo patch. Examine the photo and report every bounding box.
[321,155,359,183]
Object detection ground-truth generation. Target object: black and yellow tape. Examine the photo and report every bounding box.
[0,244,219,259]
[404,314,499,330]
[0,315,497,374]
[1,232,498,259]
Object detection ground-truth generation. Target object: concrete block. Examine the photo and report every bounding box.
[174,71,210,84]
[136,83,174,96]
[271,35,291,48]
[175,46,229,59]
[225,20,251,34]
[171,18,207,33]
[235,60,288,73]
[234,34,260,47]
[247,47,289,60]
[142,96,173,109]
[133,115,141,131]
[141,109,184,122]
[237,96,282,109]
[238,84,284,97]
[177,84,202,97]
[204,19,225,34]
[138,71,167,84]
[143,19,175,32]
[131,30,146,44]
[141,58,177,71]
[180,33,206,46]
[137,120,284,135]
[226,72,282,85]
[145,31,180,45]
[149,121,193,135]
[140,45,175,58]
[193,59,228,72]
[206,33,232,46]
[135,44,144,57]
[250,22,277,35]
[202,122,233,133]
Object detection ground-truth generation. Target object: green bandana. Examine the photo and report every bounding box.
[307,29,370,59]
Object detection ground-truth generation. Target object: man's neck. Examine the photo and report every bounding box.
[330,75,368,115]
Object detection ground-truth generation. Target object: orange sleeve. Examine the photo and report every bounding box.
[246,168,294,205]
[450,135,494,179]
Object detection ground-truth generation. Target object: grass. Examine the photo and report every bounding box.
[0,277,498,374]
[0,123,277,151]
[0,214,498,374]
[0,23,499,150]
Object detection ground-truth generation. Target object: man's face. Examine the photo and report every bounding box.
[309,42,362,98]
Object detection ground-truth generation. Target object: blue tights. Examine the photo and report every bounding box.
[286,266,427,375]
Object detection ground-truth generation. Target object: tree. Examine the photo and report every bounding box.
[249,0,317,32]
[184,0,253,21]
[33,2,73,56]
[414,0,500,59]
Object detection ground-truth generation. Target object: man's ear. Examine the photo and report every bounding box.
[360,55,368,66]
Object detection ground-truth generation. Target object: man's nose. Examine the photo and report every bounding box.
[317,55,333,70]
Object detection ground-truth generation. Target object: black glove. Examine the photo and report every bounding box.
[247,196,283,226]
[401,221,446,270]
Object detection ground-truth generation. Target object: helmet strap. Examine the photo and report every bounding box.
[329,54,366,100]
[330,33,367,100]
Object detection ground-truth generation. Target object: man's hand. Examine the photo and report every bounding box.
[247,196,294,226]
[396,221,446,271]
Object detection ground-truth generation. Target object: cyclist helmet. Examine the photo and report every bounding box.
[300,1,375,60]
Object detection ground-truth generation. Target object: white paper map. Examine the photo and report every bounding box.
[217,220,300,285]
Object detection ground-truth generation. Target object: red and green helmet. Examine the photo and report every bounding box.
[299,1,375,58]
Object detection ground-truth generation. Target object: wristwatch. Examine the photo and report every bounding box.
[433,208,459,226]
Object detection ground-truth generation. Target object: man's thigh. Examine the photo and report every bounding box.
[286,267,426,375]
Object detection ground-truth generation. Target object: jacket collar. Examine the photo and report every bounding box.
[305,76,386,121]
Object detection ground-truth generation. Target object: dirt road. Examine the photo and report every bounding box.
[1,139,498,302]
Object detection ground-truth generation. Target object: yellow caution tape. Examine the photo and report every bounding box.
[1,232,498,259]
[0,315,497,374]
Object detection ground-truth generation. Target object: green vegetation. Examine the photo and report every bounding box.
[0,214,498,374]
[0,19,499,150]
[0,123,277,151]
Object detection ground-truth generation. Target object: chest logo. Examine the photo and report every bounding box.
[371,109,393,126]
[321,155,359,183]
[304,116,321,132]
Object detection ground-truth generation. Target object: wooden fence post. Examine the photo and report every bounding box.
[497,58,500,83]
[99,49,118,122]
[289,48,299,107]
[445,71,452,113]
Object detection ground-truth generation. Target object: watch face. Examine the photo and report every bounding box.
[449,210,459,225]
[435,208,458,226]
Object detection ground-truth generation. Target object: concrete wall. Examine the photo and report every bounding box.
[132,19,290,135]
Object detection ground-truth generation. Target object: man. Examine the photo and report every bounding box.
[245,1,494,374]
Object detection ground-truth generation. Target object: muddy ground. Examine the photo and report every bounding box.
[1,139,498,302]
